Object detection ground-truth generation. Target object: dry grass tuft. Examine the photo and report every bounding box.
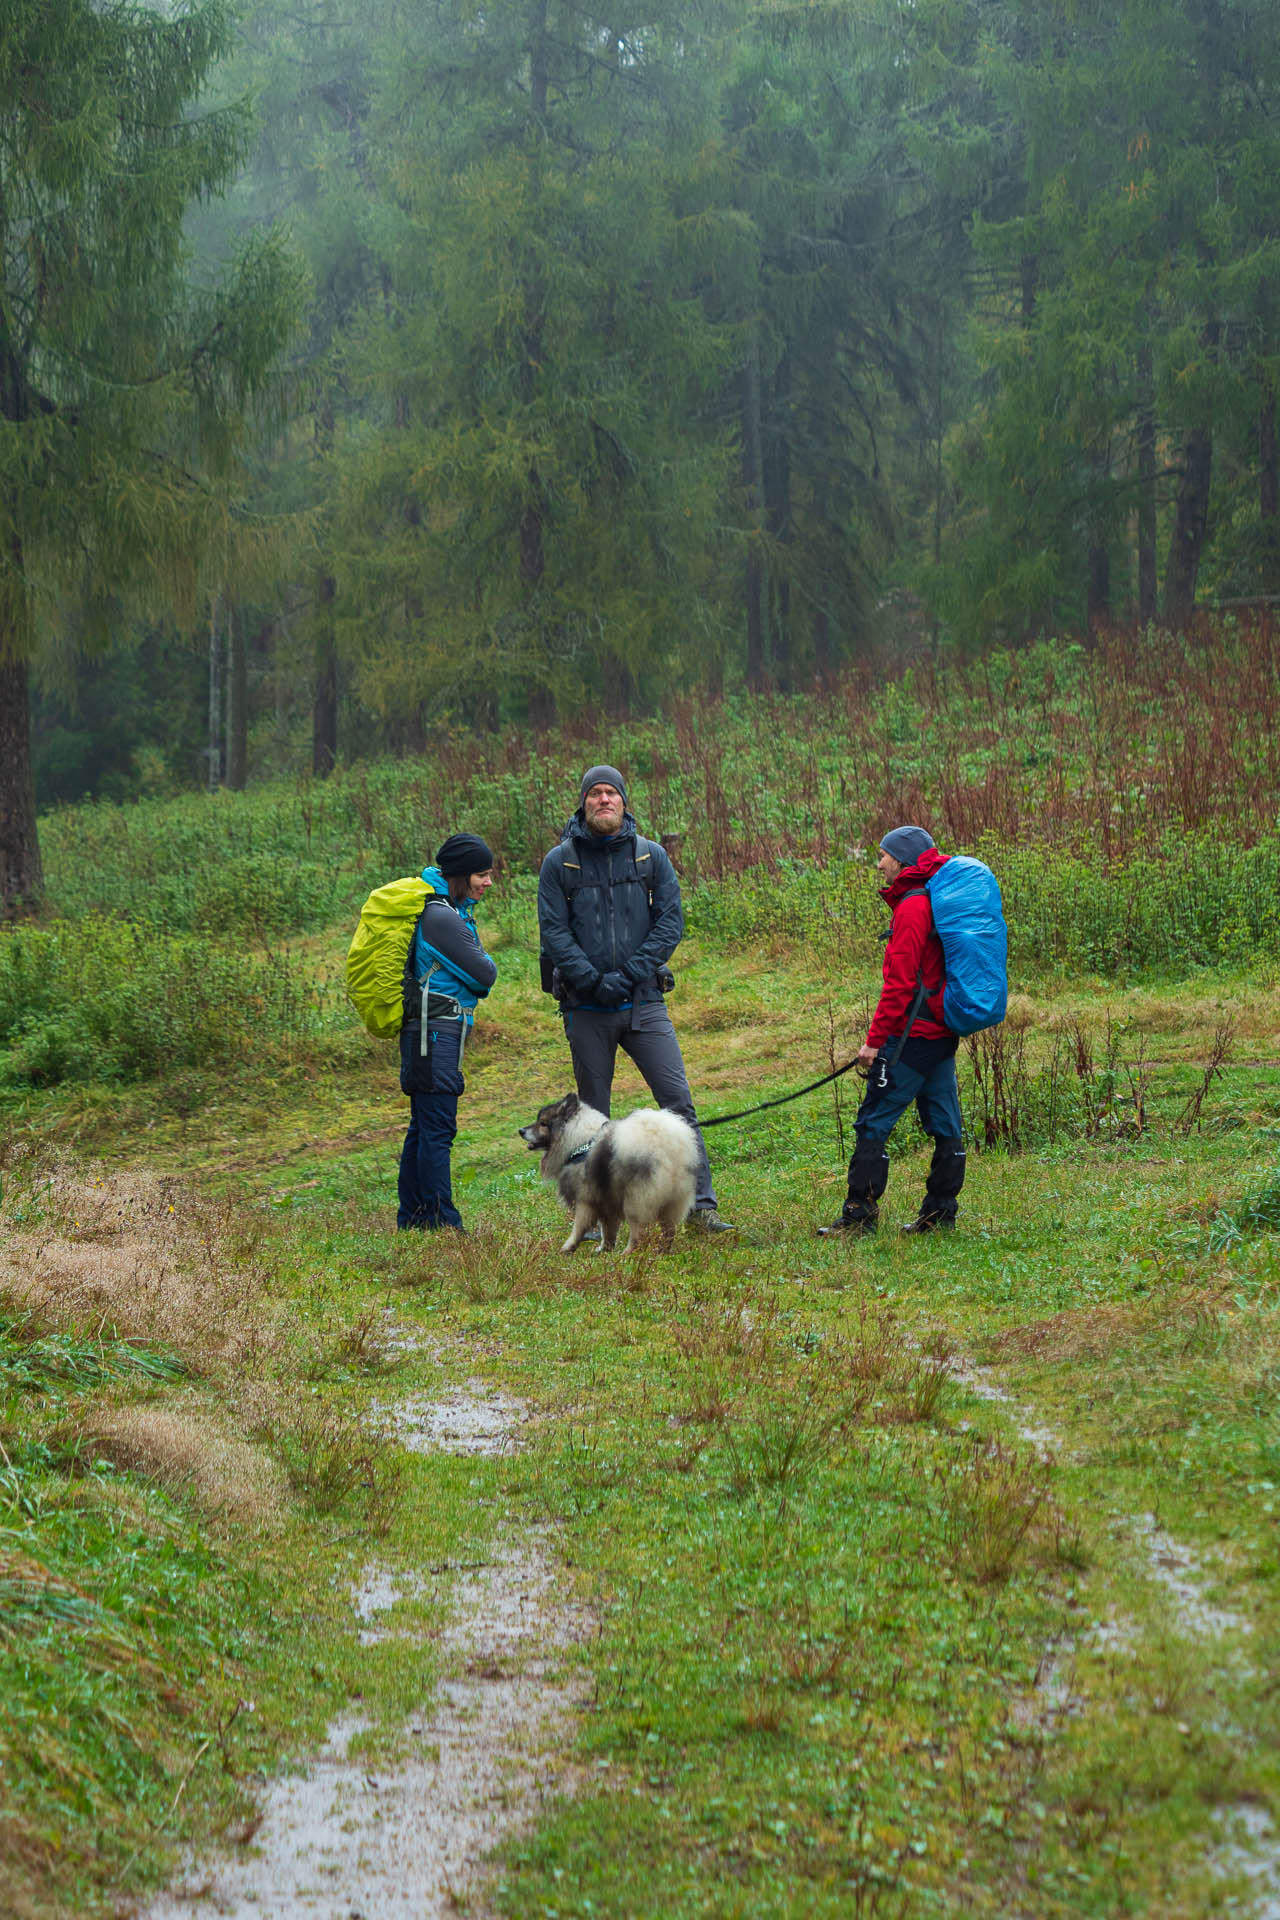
[938,1438,1052,1584]
[993,1304,1144,1363]
[74,1405,287,1526]
[995,1277,1238,1367]
[0,1167,285,1378]
[235,1382,404,1533]
[0,1817,57,1920]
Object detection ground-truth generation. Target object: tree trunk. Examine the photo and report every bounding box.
[528,684,555,729]
[602,651,635,719]
[313,573,338,777]
[742,337,767,692]
[766,352,792,690]
[1163,319,1218,630]
[1021,253,1038,326]
[1136,341,1157,623]
[0,651,44,917]
[226,603,248,791]
[517,6,548,695]
[1163,428,1213,631]
[1260,381,1278,521]
[1086,542,1110,630]
[207,597,223,792]
[812,608,832,680]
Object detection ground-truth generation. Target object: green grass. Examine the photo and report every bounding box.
[4,952,1279,1916]
[4,634,1280,1915]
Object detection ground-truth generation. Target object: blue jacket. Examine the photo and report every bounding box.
[409,866,497,1024]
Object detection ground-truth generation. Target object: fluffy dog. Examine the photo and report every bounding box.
[519,1093,699,1253]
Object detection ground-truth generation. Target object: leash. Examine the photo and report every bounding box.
[699,1059,865,1128]
[694,1037,1275,1135]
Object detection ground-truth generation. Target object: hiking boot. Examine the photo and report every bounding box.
[817,1213,877,1238]
[690,1208,737,1234]
[900,1213,955,1235]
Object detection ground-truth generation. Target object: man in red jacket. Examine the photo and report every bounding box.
[819,824,966,1236]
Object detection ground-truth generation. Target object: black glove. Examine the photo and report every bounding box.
[595,971,631,1007]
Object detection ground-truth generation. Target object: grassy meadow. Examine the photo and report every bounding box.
[2,624,1280,1918]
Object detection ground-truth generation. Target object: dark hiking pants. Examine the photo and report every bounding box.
[841,1033,965,1226]
[563,1001,717,1212]
[397,1022,465,1230]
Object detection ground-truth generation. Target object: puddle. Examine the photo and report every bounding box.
[948,1353,1064,1461]
[137,1387,587,1920]
[390,1384,526,1457]
[1009,1632,1083,1731]
[1128,1514,1251,1644]
[1211,1804,1280,1917]
[351,1564,435,1647]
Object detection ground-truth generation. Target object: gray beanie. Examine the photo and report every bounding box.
[579,763,628,802]
[879,825,935,868]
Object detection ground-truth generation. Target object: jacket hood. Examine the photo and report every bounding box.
[567,808,637,849]
[420,864,476,923]
[880,845,949,906]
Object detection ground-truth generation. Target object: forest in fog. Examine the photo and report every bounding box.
[3,0,1279,890]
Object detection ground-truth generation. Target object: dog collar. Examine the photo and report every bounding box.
[563,1143,592,1167]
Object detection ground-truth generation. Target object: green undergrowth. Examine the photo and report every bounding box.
[3,652,1280,1914]
[3,954,1280,1915]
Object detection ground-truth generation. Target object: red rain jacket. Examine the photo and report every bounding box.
[866,848,952,1051]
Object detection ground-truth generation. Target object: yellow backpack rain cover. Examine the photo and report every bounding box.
[345,876,436,1038]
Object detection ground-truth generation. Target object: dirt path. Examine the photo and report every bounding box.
[139,1384,588,1920]
[954,1348,1280,1907]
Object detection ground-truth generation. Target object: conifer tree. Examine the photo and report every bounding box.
[0,0,302,912]
[330,0,737,726]
[708,5,934,685]
[926,0,1280,642]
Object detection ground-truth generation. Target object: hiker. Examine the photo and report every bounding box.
[398,833,497,1233]
[536,764,734,1233]
[819,825,966,1236]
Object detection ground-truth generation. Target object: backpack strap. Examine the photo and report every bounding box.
[558,839,657,909]
[886,972,928,1069]
[880,885,930,942]
[883,888,933,1066]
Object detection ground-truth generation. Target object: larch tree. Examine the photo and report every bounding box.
[201,0,396,776]
[925,0,1280,643]
[0,0,302,914]
[329,0,738,730]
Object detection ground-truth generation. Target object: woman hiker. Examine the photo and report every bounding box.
[397,833,497,1232]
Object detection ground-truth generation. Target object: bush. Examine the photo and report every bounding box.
[687,832,1280,976]
[0,917,329,1089]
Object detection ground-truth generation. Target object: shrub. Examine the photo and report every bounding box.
[0,917,328,1089]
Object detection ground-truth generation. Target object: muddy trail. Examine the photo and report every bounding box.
[138,1380,590,1920]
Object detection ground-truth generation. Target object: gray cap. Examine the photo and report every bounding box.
[879,825,935,867]
[580,763,628,802]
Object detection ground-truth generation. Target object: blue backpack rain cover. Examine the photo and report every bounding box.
[925,856,1008,1035]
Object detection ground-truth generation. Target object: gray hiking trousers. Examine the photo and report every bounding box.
[561,1001,717,1212]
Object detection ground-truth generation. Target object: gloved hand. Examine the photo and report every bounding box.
[595,971,631,1007]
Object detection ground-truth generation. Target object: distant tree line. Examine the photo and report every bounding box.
[5,0,1279,905]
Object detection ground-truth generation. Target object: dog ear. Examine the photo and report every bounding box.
[558,1093,580,1118]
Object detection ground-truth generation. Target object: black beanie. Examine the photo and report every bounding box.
[436,832,494,877]
[579,763,628,802]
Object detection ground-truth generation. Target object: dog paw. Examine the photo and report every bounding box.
[560,1239,579,1255]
